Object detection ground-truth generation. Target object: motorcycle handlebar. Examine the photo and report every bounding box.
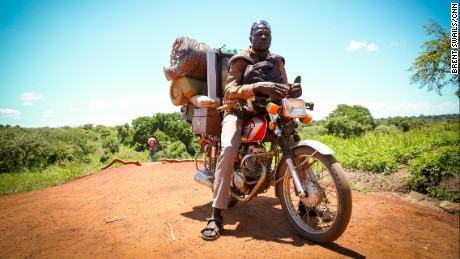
[216,102,236,112]
[217,100,315,113]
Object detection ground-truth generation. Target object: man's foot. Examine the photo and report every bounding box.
[200,216,223,241]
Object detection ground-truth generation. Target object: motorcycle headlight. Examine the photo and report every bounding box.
[282,98,306,118]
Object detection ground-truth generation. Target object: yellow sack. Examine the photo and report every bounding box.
[169,77,207,106]
[169,81,188,106]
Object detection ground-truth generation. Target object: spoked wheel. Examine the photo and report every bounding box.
[275,146,352,243]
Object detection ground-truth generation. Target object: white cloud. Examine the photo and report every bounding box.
[43,110,55,118]
[347,41,378,52]
[366,44,378,52]
[0,108,21,119]
[20,92,43,105]
[347,41,367,51]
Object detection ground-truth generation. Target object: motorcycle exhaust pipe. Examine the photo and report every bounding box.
[194,173,213,189]
[194,168,214,189]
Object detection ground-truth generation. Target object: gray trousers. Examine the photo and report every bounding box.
[212,113,243,209]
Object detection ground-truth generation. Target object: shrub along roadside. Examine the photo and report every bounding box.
[1,114,458,202]
[0,155,100,194]
[0,146,149,195]
[299,120,459,202]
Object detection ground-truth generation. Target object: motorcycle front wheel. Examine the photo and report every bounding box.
[275,146,352,244]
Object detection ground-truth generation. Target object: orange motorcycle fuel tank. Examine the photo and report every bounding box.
[241,115,267,143]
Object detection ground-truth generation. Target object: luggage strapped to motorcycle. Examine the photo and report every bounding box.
[191,50,234,136]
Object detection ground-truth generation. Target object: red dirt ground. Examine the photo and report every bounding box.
[0,162,458,258]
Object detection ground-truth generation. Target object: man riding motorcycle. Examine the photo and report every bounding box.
[201,20,302,241]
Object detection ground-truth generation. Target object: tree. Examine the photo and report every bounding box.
[0,128,52,172]
[409,19,459,97]
[130,112,198,156]
[131,116,155,151]
[115,123,133,145]
[324,104,375,138]
[153,130,191,160]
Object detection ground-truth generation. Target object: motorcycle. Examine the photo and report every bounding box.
[192,78,352,244]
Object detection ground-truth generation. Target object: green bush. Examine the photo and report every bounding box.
[323,104,375,138]
[0,128,53,172]
[102,138,120,154]
[1,113,458,202]
[407,146,460,201]
[300,125,328,137]
[324,117,372,138]
[374,125,400,136]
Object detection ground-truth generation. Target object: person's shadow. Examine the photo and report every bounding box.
[181,196,365,258]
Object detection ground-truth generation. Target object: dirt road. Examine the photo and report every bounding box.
[0,162,458,258]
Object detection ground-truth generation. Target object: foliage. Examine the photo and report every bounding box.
[115,123,134,145]
[406,146,460,201]
[373,124,400,136]
[409,19,459,97]
[299,125,328,137]
[0,125,147,194]
[102,137,120,154]
[323,104,375,138]
[0,155,101,194]
[377,116,412,132]
[300,117,459,201]
[154,130,191,160]
[0,128,52,172]
[0,112,458,202]
[130,112,198,156]
[0,126,102,173]
[0,111,199,193]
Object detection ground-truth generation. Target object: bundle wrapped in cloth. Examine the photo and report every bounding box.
[163,36,212,81]
[165,36,219,109]
[169,76,218,108]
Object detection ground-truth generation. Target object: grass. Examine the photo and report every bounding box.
[348,181,373,193]
[0,147,150,195]
[300,122,459,175]
[1,121,458,202]
[299,121,460,202]
[0,155,102,195]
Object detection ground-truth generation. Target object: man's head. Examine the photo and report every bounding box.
[249,20,272,52]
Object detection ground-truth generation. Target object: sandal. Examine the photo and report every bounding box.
[200,216,223,241]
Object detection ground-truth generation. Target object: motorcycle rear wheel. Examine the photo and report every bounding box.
[275,146,352,243]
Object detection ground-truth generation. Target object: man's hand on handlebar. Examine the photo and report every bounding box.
[287,83,302,98]
[254,82,289,99]
[254,82,303,99]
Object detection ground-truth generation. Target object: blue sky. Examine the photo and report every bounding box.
[0,0,458,127]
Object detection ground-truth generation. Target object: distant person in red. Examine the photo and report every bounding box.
[148,135,157,161]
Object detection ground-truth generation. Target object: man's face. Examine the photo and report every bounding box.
[250,25,272,52]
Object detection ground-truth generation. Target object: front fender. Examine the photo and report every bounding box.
[273,139,335,197]
[292,140,335,155]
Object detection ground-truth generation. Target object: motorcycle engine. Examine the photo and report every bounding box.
[233,144,267,195]
[243,144,267,179]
